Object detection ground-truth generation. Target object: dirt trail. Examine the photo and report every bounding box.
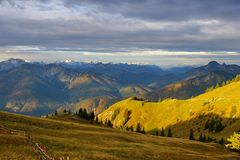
[0,124,69,160]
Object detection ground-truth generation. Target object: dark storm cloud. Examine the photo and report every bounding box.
[0,0,240,65]
[62,0,240,21]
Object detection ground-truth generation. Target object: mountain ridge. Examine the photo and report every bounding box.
[145,61,240,101]
[98,76,240,140]
[1,58,240,116]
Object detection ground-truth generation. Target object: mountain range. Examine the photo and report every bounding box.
[0,59,240,116]
[145,61,240,101]
[0,59,168,115]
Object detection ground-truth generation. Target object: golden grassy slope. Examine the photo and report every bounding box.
[0,111,239,160]
[98,81,240,139]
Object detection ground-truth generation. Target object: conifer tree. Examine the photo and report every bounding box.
[107,120,113,127]
[160,127,165,136]
[95,116,99,123]
[89,111,95,124]
[215,121,224,132]
[206,86,214,92]
[207,136,212,142]
[209,117,216,132]
[204,120,209,130]
[142,127,146,134]
[90,111,95,121]
[167,128,172,137]
[189,129,195,140]
[130,126,134,132]
[199,133,203,142]
[222,81,226,86]
[83,109,88,120]
[78,108,83,118]
[136,123,142,133]
[203,134,206,142]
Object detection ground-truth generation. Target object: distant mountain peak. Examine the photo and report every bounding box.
[0,58,26,71]
[6,58,26,63]
[207,61,220,67]
[204,61,223,71]
[7,58,24,61]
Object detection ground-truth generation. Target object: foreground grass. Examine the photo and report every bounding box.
[0,111,239,160]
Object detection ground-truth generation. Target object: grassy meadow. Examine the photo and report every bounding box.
[0,111,240,160]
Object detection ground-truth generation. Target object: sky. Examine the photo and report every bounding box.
[0,0,240,66]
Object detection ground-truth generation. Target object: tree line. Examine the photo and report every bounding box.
[205,74,240,92]
[188,128,225,145]
[53,108,227,146]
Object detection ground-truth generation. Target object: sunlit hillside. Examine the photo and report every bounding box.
[0,111,239,160]
[98,77,240,140]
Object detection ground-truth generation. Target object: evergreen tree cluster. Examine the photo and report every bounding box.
[205,83,220,92]
[205,74,240,93]
[126,126,134,132]
[125,123,146,134]
[125,124,172,136]
[54,109,72,116]
[190,129,225,145]
[132,97,144,101]
[78,108,95,122]
[198,133,216,143]
[155,128,172,137]
[204,117,225,132]
[105,120,113,127]
[136,123,145,134]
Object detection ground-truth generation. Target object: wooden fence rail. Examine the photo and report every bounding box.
[0,124,69,160]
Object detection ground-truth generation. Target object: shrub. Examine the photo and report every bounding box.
[219,138,224,145]
[226,132,240,150]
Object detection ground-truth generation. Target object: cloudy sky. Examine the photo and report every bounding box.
[0,0,240,66]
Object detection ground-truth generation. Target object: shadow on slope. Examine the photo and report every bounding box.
[148,113,240,142]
